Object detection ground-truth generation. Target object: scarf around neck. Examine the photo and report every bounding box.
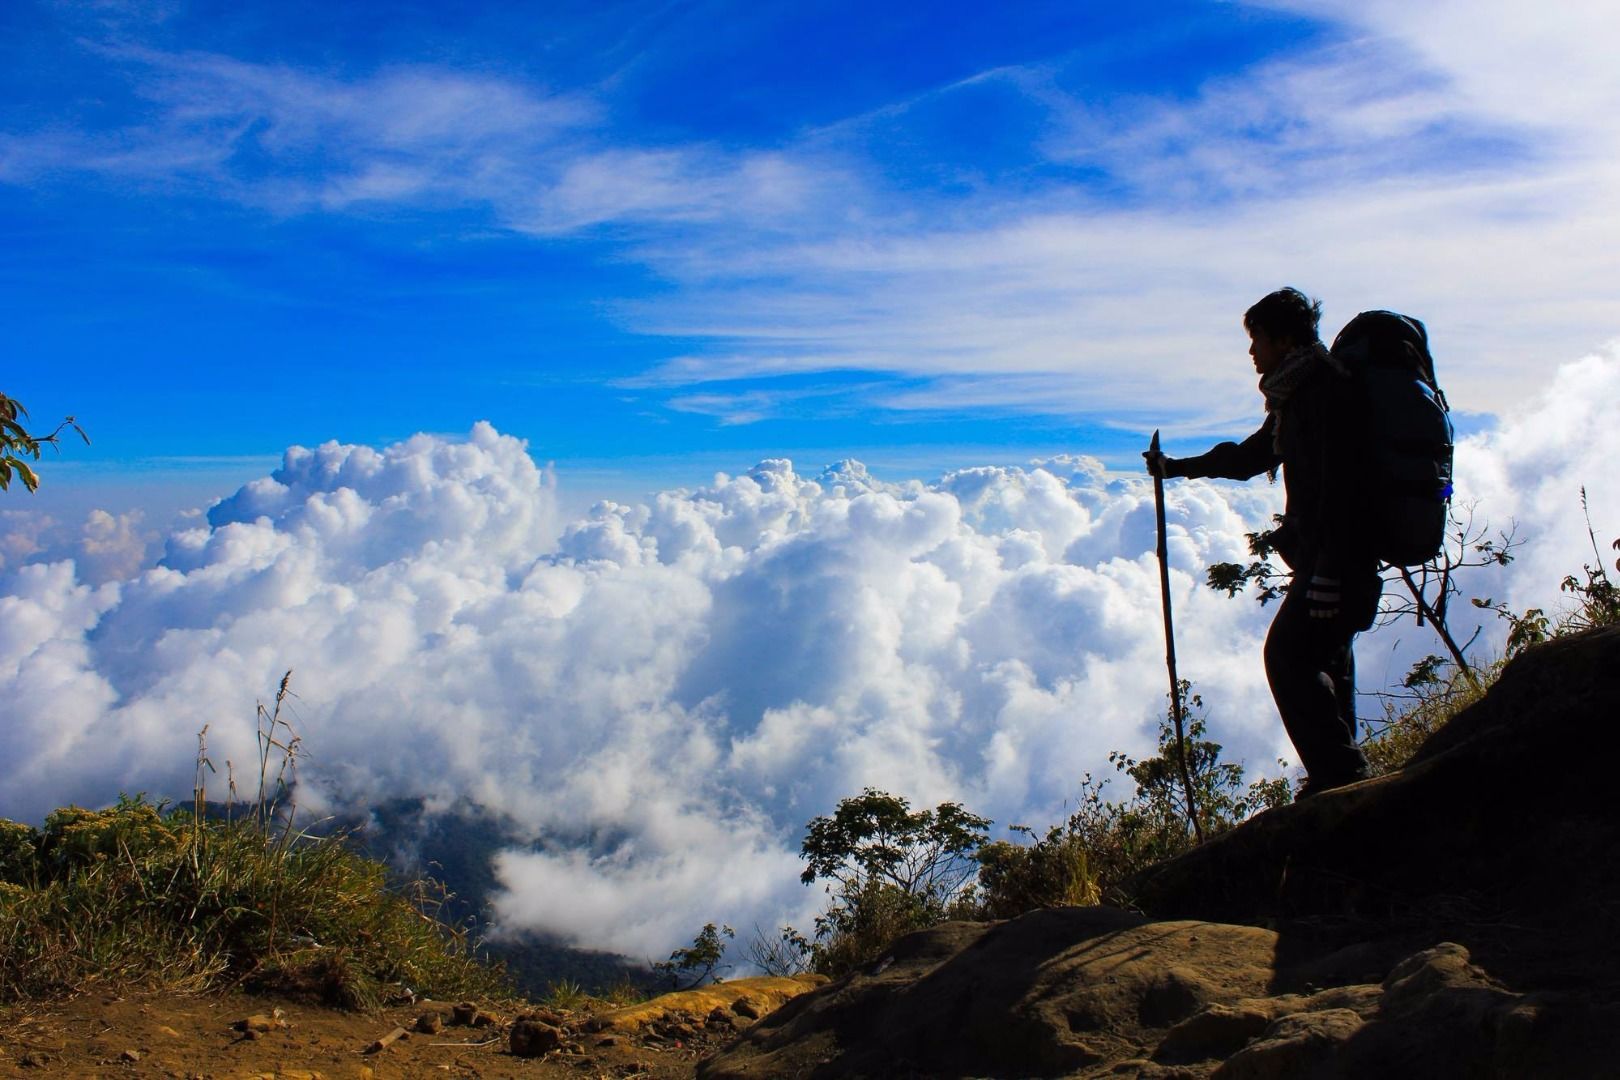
[1258,340,1340,452]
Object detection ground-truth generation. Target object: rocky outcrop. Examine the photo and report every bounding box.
[590,974,827,1034]
[1126,625,1620,933]
[702,627,1620,1078]
[701,921,1620,1078]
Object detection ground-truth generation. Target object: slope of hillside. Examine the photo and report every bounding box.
[701,626,1620,1079]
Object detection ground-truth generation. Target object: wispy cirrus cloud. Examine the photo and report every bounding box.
[608,4,1620,425]
[5,3,1616,433]
[0,43,838,232]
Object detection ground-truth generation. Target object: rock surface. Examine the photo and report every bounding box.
[591,974,827,1034]
[702,627,1620,1079]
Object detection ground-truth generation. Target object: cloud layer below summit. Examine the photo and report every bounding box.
[4,347,1616,956]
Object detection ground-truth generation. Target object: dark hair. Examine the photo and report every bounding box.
[1244,287,1322,344]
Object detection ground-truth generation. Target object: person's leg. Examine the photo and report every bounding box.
[1264,582,1369,786]
[1331,638,1358,745]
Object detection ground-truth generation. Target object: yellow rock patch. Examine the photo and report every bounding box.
[594,974,828,1032]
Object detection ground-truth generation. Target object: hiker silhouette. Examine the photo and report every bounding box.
[1146,288,1376,798]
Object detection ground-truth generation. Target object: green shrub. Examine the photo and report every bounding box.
[0,800,509,1005]
[542,977,590,1009]
[793,790,989,977]
[1362,657,1497,776]
[36,795,181,879]
[806,878,949,977]
[597,976,648,1007]
[0,820,39,885]
[976,826,1099,919]
[0,675,509,1006]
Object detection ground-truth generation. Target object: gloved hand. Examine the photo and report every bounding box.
[1142,450,1175,479]
[1305,575,1342,620]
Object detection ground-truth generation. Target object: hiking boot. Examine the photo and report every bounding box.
[1295,768,1371,801]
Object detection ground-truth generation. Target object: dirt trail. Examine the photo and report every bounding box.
[0,988,727,1079]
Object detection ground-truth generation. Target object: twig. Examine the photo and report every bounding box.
[362,1026,409,1054]
[1398,567,1482,690]
[428,1038,501,1048]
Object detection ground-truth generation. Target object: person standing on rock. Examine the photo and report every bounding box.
[1145,287,1377,798]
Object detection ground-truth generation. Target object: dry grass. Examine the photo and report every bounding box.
[1362,660,1499,777]
[0,675,510,1006]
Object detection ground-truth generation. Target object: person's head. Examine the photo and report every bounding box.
[1243,287,1322,375]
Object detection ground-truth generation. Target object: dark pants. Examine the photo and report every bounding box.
[1263,568,1380,782]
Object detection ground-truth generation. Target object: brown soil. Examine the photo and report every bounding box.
[0,989,717,1079]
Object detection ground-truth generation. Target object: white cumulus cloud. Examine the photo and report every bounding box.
[3,352,1617,957]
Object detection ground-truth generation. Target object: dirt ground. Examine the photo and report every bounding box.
[0,990,721,1080]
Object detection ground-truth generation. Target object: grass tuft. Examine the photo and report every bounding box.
[0,675,510,1007]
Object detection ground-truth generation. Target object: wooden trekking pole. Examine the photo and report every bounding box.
[1150,430,1205,844]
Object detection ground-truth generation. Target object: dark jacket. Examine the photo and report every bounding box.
[1170,362,1370,580]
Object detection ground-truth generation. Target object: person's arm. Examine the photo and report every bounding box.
[1160,416,1280,480]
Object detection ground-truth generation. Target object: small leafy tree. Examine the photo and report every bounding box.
[0,393,88,493]
[652,922,734,990]
[1085,685,1289,888]
[1110,684,1293,833]
[794,789,989,976]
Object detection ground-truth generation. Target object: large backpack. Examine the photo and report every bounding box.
[1329,311,1455,567]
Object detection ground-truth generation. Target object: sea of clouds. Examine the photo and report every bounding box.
[2,351,1616,956]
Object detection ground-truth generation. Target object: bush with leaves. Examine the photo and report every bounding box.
[975,823,1099,919]
[652,922,734,990]
[792,789,989,976]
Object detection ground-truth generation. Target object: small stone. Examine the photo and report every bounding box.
[120,1049,142,1063]
[527,1007,567,1027]
[451,1002,479,1026]
[510,1019,562,1058]
[234,1013,283,1033]
[157,1025,183,1038]
[731,997,763,1020]
[413,1012,443,1035]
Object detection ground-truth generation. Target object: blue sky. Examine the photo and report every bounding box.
[4,0,1617,515]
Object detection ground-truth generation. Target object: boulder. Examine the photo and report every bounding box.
[509,1018,562,1058]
